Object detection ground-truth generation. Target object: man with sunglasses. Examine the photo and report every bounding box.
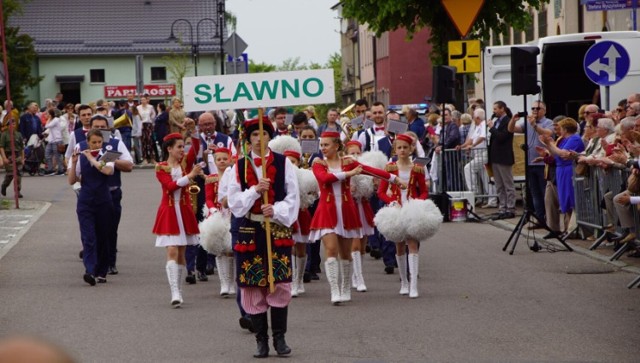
[508,100,553,228]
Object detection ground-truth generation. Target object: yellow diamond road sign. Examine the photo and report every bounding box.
[448,40,481,74]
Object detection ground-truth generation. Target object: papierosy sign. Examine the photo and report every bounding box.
[183,69,335,111]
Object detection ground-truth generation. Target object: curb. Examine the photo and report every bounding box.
[489,219,640,275]
[0,201,51,261]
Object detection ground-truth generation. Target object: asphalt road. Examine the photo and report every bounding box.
[0,169,639,363]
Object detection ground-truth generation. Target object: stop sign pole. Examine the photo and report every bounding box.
[0,1,19,209]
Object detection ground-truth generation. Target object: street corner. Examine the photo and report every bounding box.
[0,200,51,261]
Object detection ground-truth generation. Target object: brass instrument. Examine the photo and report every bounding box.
[340,103,362,140]
[188,183,201,215]
[113,112,132,128]
[301,153,311,169]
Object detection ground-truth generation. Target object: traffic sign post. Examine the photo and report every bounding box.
[583,40,630,110]
[441,0,485,37]
[448,40,481,73]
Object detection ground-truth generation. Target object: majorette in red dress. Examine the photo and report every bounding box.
[152,162,200,236]
[377,162,428,205]
[310,156,394,237]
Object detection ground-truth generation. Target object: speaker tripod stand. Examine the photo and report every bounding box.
[502,96,573,255]
[502,202,573,254]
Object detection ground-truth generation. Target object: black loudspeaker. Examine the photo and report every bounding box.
[511,46,540,96]
[433,65,456,104]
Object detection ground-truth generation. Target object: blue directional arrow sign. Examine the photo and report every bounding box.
[583,40,630,86]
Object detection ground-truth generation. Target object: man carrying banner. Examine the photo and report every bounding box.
[227,116,300,358]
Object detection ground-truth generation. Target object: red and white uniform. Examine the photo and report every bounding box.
[153,162,200,246]
[356,197,375,236]
[293,208,312,243]
[309,156,396,240]
[377,162,429,205]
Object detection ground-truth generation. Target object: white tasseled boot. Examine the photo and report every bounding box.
[408,253,419,298]
[325,257,341,305]
[396,255,409,295]
[351,251,367,292]
[339,259,352,302]
[296,255,307,295]
[291,255,299,297]
[177,263,185,304]
[216,256,229,296]
[166,260,182,308]
[227,256,236,295]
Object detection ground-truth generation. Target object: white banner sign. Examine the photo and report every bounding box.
[183,69,335,111]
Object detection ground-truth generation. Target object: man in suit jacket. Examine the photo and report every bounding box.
[488,101,515,219]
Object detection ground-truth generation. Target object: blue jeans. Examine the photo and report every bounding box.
[44,141,64,172]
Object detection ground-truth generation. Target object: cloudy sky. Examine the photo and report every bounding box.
[226,0,341,67]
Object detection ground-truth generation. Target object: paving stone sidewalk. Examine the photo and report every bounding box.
[0,200,50,260]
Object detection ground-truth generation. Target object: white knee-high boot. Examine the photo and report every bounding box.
[325,257,340,304]
[339,259,352,302]
[216,256,229,296]
[227,256,236,295]
[166,260,182,307]
[291,255,299,297]
[408,253,419,298]
[351,251,367,292]
[177,263,185,304]
[396,255,409,295]
[296,255,307,295]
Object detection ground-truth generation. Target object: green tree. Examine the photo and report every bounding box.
[161,41,192,100]
[1,0,42,107]
[341,0,549,65]
[248,60,276,73]
[246,55,343,123]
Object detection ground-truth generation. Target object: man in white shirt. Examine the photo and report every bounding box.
[357,101,387,152]
[460,108,497,207]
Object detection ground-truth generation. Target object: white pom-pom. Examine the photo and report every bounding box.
[296,168,319,209]
[199,212,232,255]
[373,205,406,242]
[351,174,374,199]
[401,199,443,242]
[268,135,301,155]
[358,151,389,170]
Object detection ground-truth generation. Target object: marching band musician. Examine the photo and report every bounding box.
[297,125,323,282]
[203,147,236,297]
[377,133,429,298]
[184,112,236,283]
[152,133,203,307]
[309,131,405,305]
[344,140,372,292]
[68,129,115,286]
[227,117,299,358]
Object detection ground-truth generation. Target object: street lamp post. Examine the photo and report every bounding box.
[217,0,225,75]
[168,16,222,76]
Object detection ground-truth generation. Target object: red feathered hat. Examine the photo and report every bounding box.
[345,140,362,150]
[163,133,183,142]
[283,150,301,160]
[395,134,414,145]
[214,147,232,155]
[320,131,341,139]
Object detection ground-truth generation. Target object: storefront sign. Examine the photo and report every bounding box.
[104,84,176,98]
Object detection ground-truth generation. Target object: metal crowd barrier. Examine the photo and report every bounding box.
[572,163,639,261]
[432,148,494,201]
